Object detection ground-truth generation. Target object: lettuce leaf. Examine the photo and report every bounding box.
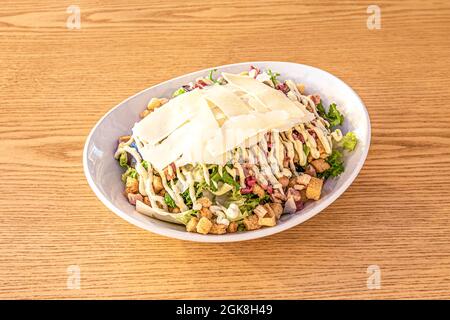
[174,210,199,225]
[341,132,358,151]
[316,102,344,127]
[119,152,128,168]
[164,193,176,208]
[327,103,344,127]
[318,150,344,179]
[172,88,186,97]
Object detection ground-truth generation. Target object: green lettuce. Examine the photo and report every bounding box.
[267,69,280,86]
[318,150,344,179]
[121,167,137,182]
[172,88,186,97]
[327,103,344,127]
[164,193,176,208]
[174,210,199,225]
[341,132,358,151]
[316,102,344,127]
[119,152,128,168]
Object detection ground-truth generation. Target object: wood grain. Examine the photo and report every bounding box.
[1,0,450,299]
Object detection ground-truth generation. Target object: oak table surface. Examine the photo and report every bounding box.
[1,0,449,299]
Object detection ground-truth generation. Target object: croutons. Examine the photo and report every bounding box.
[243,214,261,231]
[290,174,311,186]
[263,203,275,217]
[125,176,139,194]
[296,83,305,95]
[311,159,331,173]
[139,109,151,118]
[119,135,131,143]
[197,197,212,208]
[268,202,283,220]
[209,223,227,234]
[147,97,162,110]
[199,207,213,219]
[306,177,323,200]
[186,217,199,232]
[252,184,266,199]
[196,217,212,234]
[152,176,164,193]
[170,207,181,213]
[258,215,276,227]
[227,222,238,233]
[254,205,268,218]
[300,189,308,203]
[143,196,151,206]
[278,176,290,188]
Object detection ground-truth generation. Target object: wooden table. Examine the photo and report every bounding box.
[1,0,449,300]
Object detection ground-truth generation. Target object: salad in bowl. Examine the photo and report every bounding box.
[114,66,358,235]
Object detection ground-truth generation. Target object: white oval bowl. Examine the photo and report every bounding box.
[83,61,371,242]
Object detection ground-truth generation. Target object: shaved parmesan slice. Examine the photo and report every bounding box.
[240,93,269,112]
[222,72,315,121]
[132,89,203,145]
[175,98,225,166]
[138,120,194,170]
[202,85,251,117]
[207,110,292,156]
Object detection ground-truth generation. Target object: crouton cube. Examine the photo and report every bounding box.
[297,174,312,185]
[243,214,261,231]
[252,184,266,199]
[209,223,227,235]
[125,176,139,194]
[296,83,305,95]
[263,203,275,217]
[147,97,162,110]
[197,197,212,208]
[254,205,268,218]
[170,207,180,213]
[196,217,212,234]
[152,176,164,193]
[300,189,308,203]
[159,98,169,105]
[269,202,283,220]
[227,222,238,233]
[119,135,132,143]
[306,177,323,200]
[311,159,331,173]
[139,109,151,118]
[199,207,213,219]
[186,217,199,232]
[258,215,277,227]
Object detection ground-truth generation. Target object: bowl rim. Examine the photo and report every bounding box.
[83,61,371,243]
